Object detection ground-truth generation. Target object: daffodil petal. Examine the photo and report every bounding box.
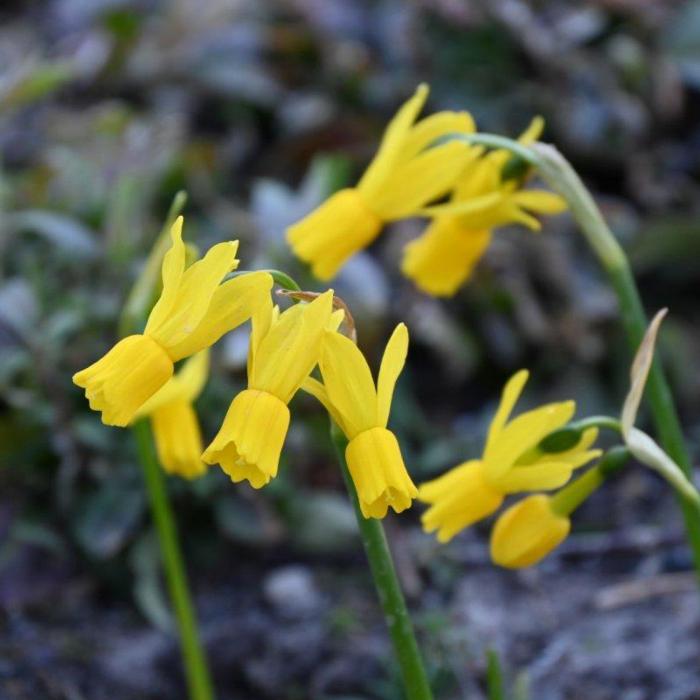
[358,84,429,198]
[301,376,350,436]
[485,401,576,480]
[319,328,377,437]
[375,141,472,219]
[376,323,409,428]
[145,217,186,335]
[512,190,567,214]
[148,240,240,348]
[252,291,334,403]
[495,461,576,493]
[400,111,476,160]
[418,460,503,543]
[484,370,529,455]
[166,271,272,361]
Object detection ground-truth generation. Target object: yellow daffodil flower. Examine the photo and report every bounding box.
[286,84,477,281]
[303,323,418,519]
[203,290,338,488]
[401,118,567,297]
[490,494,570,568]
[73,217,273,427]
[418,370,601,542]
[134,350,210,479]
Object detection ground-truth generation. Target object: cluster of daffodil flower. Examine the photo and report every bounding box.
[287,84,567,296]
[74,84,700,577]
[73,215,418,520]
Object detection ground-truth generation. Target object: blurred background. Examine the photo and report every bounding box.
[2,1,700,698]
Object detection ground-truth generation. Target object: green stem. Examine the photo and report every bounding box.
[532,144,700,579]
[133,420,215,700]
[331,425,434,700]
[229,269,302,293]
[550,447,630,517]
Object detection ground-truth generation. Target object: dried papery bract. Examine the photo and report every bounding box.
[621,310,700,505]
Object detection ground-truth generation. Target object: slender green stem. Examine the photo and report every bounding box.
[551,447,630,517]
[133,420,215,700]
[486,649,505,700]
[531,144,700,579]
[331,425,434,700]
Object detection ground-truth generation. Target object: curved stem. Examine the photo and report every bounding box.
[133,420,215,700]
[331,425,434,700]
[230,269,302,294]
[530,144,700,579]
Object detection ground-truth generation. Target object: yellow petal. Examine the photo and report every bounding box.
[401,218,491,297]
[247,291,275,380]
[373,141,472,219]
[400,111,476,161]
[534,427,601,470]
[202,389,290,488]
[148,239,240,349]
[286,188,382,281]
[319,329,377,438]
[252,291,334,403]
[490,494,570,568]
[136,350,209,417]
[166,271,273,360]
[73,334,173,427]
[512,190,567,215]
[484,370,529,455]
[518,116,545,145]
[301,376,350,436]
[418,460,503,543]
[417,191,502,219]
[145,217,187,335]
[345,427,418,519]
[151,399,206,479]
[452,157,501,201]
[358,84,430,198]
[484,400,576,480]
[376,323,409,428]
[494,461,577,493]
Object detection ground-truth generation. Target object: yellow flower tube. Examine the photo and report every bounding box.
[287,84,477,280]
[490,494,571,568]
[418,370,601,542]
[402,118,567,297]
[303,323,418,519]
[73,217,273,427]
[203,290,338,488]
